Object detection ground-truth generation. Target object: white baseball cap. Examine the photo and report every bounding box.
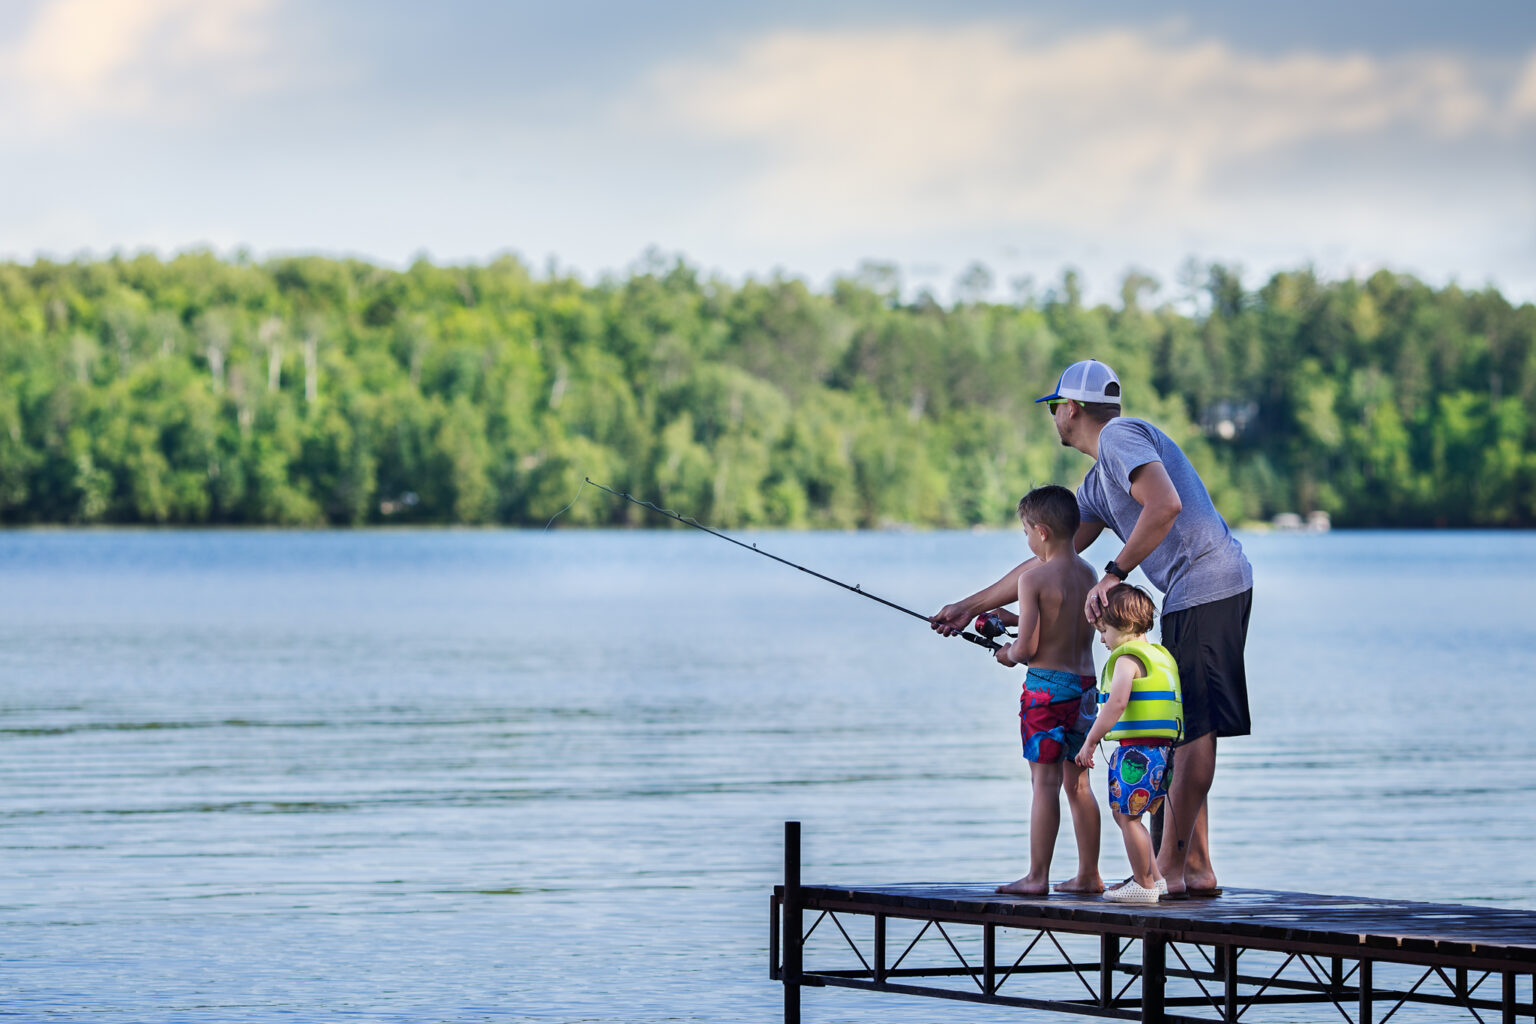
[1035,359,1121,405]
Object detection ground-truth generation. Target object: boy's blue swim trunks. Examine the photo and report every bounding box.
[1020,667,1096,764]
[1107,744,1172,817]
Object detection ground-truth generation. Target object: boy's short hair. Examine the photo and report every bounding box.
[1016,485,1079,538]
[1100,584,1157,635]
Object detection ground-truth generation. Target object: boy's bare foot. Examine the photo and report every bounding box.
[995,875,1050,895]
[1052,874,1105,894]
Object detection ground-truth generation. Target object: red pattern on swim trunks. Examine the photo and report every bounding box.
[1020,673,1095,764]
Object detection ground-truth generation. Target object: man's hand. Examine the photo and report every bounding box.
[931,601,973,636]
[1084,574,1119,623]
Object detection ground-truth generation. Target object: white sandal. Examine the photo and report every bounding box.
[1103,880,1161,903]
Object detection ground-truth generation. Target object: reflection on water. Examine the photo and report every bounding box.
[0,529,1531,1022]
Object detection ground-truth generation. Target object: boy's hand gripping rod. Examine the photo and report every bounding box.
[585,478,1002,653]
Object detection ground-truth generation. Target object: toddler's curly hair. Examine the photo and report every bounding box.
[1100,584,1157,635]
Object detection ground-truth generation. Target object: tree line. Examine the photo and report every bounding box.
[0,251,1531,528]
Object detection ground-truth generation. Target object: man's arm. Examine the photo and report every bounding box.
[1084,461,1181,621]
[931,556,1039,636]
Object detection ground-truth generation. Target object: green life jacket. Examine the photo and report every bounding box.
[1098,639,1183,742]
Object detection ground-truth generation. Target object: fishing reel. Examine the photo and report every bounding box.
[973,612,1017,640]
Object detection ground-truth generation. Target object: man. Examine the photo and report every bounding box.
[933,358,1252,898]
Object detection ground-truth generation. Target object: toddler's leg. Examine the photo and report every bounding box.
[996,761,1063,895]
[1053,760,1103,893]
[1113,809,1163,891]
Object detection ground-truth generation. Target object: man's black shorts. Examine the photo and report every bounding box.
[1161,589,1252,744]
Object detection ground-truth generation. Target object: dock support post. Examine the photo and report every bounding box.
[1100,933,1117,1008]
[784,821,801,1024]
[1358,958,1372,1024]
[983,923,996,994]
[874,914,886,984]
[1224,945,1238,1022]
[769,893,779,979]
[1500,971,1514,1024]
[1143,934,1166,1024]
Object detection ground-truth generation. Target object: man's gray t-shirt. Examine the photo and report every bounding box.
[1076,417,1252,614]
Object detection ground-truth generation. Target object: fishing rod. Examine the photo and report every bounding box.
[583,478,1004,653]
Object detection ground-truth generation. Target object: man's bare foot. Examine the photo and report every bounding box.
[1052,874,1105,894]
[1167,871,1219,897]
[995,875,1050,895]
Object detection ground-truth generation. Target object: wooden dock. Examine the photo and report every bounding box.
[771,822,1536,1023]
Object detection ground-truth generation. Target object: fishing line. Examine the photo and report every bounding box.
[579,477,1001,653]
[543,477,591,531]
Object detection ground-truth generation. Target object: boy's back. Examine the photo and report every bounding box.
[1024,554,1098,676]
[989,483,1105,896]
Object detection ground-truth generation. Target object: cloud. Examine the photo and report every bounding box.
[1513,52,1536,120]
[3,0,303,133]
[642,24,1529,247]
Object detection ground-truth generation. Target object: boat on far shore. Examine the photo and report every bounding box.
[1270,510,1331,533]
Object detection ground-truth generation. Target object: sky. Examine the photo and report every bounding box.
[2,0,1534,304]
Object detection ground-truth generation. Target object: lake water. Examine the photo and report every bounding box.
[1,528,1532,1022]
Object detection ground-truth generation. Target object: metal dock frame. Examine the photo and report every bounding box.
[772,822,1536,1024]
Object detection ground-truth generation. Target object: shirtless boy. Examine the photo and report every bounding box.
[988,486,1103,896]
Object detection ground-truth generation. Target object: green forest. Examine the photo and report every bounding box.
[0,251,1531,529]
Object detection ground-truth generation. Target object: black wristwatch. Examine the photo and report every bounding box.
[1104,560,1129,581]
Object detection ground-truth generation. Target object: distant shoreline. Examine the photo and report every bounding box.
[3,254,1530,530]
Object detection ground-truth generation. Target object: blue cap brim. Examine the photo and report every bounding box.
[1036,367,1069,404]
